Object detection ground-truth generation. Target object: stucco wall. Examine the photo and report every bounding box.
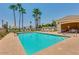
[56,15,79,32]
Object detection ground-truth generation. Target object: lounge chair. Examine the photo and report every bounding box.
[69,29,77,33]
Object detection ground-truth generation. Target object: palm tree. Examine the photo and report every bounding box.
[20,7,26,30]
[17,3,22,31]
[9,4,17,28]
[32,8,41,30]
[30,21,32,31]
[3,21,8,33]
[2,20,4,28]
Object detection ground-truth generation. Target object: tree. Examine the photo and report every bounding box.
[38,25,42,28]
[51,20,56,27]
[51,20,57,31]
[17,3,22,31]
[30,21,32,30]
[32,8,41,30]
[20,7,26,30]
[3,21,8,33]
[9,4,17,28]
[2,20,4,28]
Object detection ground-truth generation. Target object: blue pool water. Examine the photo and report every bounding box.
[18,32,66,55]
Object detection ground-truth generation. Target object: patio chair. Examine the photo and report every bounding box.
[69,29,76,33]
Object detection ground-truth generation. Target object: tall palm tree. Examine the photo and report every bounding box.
[17,3,22,31]
[20,7,26,30]
[32,8,41,30]
[9,4,17,28]
[30,21,32,30]
[2,20,4,28]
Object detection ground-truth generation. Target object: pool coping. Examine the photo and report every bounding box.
[16,34,27,55]
[17,31,70,38]
[35,32,70,38]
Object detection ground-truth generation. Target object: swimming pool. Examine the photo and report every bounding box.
[18,32,66,55]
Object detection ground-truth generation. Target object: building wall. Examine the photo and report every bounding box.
[56,16,79,32]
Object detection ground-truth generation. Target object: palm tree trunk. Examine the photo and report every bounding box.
[19,13,21,31]
[35,20,38,31]
[38,19,40,30]
[22,13,23,31]
[35,20,37,30]
[2,20,4,28]
[38,19,40,25]
[13,10,16,28]
[37,20,39,30]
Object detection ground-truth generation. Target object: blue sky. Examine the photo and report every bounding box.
[0,3,79,28]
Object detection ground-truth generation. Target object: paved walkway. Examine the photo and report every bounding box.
[36,32,79,55]
[0,33,25,55]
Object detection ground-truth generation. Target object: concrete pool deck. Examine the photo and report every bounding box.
[0,32,79,55]
[36,32,79,55]
[0,33,25,55]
